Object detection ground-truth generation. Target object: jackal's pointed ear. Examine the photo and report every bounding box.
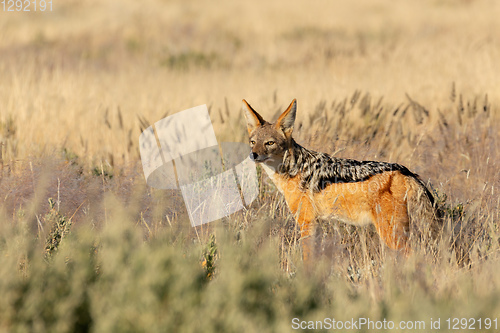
[275,99,297,138]
[242,99,265,135]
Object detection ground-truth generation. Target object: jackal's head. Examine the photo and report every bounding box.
[242,99,296,165]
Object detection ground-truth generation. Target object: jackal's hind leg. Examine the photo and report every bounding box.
[373,193,410,253]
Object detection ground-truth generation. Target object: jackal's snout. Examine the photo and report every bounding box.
[249,152,269,163]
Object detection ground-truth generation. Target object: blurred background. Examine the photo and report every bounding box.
[1,0,499,162]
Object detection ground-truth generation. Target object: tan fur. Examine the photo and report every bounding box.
[243,99,438,262]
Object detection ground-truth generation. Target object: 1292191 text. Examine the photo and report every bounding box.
[1,0,52,12]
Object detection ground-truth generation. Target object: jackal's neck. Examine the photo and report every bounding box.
[258,139,302,183]
[278,139,318,178]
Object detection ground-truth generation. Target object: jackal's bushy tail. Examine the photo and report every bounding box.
[406,176,442,243]
[408,176,475,265]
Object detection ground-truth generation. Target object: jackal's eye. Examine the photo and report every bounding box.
[250,140,256,145]
[265,141,275,146]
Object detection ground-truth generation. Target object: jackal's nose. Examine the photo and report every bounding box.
[250,152,258,161]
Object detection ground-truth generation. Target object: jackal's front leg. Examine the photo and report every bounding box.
[287,196,317,264]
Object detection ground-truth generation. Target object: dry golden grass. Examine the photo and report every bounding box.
[1,0,499,161]
[0,0,499,331]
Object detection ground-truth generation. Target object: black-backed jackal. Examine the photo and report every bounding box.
[243,99,440,262]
